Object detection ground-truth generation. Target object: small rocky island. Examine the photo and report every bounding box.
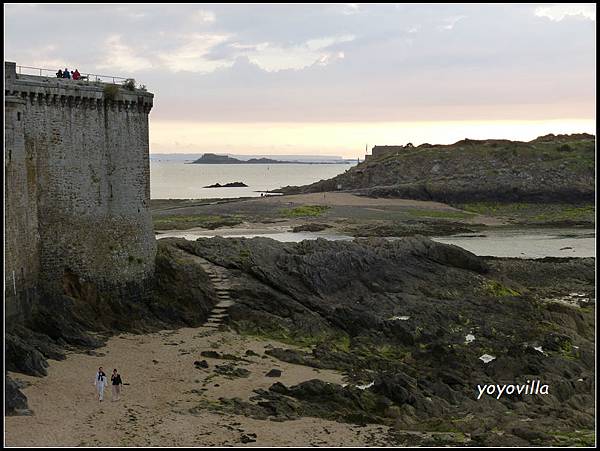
[204,182,248,188]
[192,153,288,164]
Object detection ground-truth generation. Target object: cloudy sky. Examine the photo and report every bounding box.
[4,3,596,157]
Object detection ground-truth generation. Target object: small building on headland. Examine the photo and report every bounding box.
[365,143,415,161]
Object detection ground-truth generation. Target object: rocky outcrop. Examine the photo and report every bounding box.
[165,235,595,446]
[281,134,595,203]
[5,375,29,416]
[7,234,595,445]
[291,223,332,233]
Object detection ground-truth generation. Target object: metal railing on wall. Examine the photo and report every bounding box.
[16,65,133,85]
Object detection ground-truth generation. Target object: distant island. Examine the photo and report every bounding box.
[203,181,248,188]
[190,153,356,164]
[193,154,285,164]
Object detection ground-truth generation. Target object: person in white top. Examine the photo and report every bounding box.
[94,367,108,402]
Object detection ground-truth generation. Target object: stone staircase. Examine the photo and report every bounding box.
[195,257,234,330]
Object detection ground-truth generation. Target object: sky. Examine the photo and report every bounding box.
[4,3,596,157]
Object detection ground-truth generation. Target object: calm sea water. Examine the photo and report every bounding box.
[432,228,595,259]
[150,161,355,199]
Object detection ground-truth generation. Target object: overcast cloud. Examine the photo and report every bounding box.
[4,4,595,154]
[5,4,595,121]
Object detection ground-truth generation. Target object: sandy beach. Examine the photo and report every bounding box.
[5,326,392,447]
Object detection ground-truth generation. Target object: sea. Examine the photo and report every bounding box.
[150,161,356,199]
[151,160,595,259]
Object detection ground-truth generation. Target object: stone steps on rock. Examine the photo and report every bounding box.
[195,255,236,328]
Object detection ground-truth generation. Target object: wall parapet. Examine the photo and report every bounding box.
[4,90,153,113]
[5,62,153,112]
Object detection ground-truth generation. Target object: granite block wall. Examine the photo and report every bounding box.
[4,61,156,320]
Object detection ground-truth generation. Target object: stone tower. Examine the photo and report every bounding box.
[4,61,157,320]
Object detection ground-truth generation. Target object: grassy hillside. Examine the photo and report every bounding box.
[284,134,595,204]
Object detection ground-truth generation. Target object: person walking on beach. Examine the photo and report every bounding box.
[111,369,123,401]
[94,367,107,402]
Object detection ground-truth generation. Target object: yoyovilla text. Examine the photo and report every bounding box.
[477,380,549,400]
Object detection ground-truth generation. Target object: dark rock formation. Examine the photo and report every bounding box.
[167,235,594,446]
[7,233,595,445]
[291,223,332,233]
[240,433,257,443]
[5,332,49,377]
[200,350,246,361]
[5,375,30,416]
[214,364,250,378]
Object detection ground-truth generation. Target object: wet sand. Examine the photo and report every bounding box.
[254,192,457,208]
[152,192,506,238]
[5,327,391,447]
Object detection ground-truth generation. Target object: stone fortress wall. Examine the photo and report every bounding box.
[365,144,415,161]
[4,61,157,321]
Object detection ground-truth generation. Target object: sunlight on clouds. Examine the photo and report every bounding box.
[98,35,152,72]
[341,4,361,15]
[247,35,354,71]
[149,119,595,157]
[152,32,352,73]
[439,15,467,30]
[535,4,596,21]
[305,35,355,51]
[128,12,146,20]
[316,52,345,66]
[158,33,232,72]
[191,10,216,24]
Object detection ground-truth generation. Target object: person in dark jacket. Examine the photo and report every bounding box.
[63,68,70,79]
[111,369,123,401]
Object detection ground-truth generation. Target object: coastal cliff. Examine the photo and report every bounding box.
[282,134,595,204]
